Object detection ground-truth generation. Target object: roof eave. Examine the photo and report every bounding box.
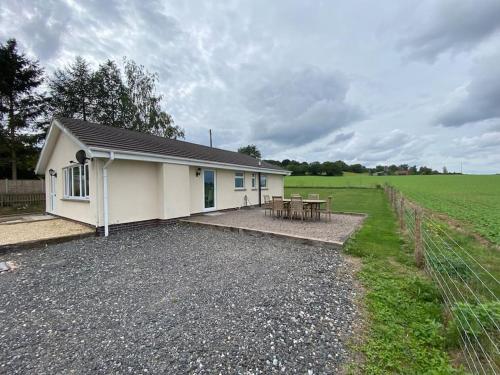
[89,147,291,175]
[35,118,92,175]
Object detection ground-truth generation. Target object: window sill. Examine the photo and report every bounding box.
[62,197,90,202]
[234,188,247,191]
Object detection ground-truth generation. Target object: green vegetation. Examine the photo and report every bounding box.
[285,187,460,373]
[286,175,500,245]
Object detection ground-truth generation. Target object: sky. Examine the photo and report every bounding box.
[2,0,500,173]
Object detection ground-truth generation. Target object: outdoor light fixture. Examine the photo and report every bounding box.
[48,169,57,177]
[196,168,201,177]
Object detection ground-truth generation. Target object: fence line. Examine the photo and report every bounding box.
[384,184,500,374]
[0,193,45,207]
[0,179,45,194]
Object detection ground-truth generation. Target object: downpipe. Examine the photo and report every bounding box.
[102,152,115,237]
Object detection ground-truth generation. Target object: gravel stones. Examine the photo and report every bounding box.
[0,223,360,374]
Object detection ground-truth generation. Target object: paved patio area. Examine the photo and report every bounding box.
[183,208,366,247]
[0,216,94,248]
[0,224,361,374]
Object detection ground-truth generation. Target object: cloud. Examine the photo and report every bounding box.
[398,0,500,62]
[329,131,355,145]
[436,53,500,127]
[247,67,363,146]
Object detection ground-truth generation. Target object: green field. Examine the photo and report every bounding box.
[286,175,500,245]
[285,187,460,373]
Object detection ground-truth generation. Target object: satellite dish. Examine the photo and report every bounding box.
[75,150,88,164]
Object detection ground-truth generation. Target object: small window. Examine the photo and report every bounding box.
[64,164,89,199]
[260,174,267,188]
[234,172,245,189]
[251,173,257,188]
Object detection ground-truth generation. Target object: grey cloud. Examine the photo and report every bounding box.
[248,67,363,146]
[0,0,72,60]
[399,0,500,62]
[329,131,355,145]
[436,53,500,127]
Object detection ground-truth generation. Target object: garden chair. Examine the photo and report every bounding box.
[289,196,306,221]
[272,196,286,218]
[291,193,302,198]
[263,195,272,216]
[307,193,320,200]
[319,195,333,221]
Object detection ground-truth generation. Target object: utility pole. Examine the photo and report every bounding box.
[209,129,213,147]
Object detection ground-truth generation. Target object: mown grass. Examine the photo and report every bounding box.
[285,174,500,245]
[285,187,462,373]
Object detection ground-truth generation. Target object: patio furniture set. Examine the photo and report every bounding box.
[263,194,333,221]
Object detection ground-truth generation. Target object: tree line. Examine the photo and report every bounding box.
[238,145,454,176]
[262,160,453,176]
[0,38,182,179]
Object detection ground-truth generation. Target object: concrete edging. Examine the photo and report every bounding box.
[0,232,95,255]
[181,219,345,249]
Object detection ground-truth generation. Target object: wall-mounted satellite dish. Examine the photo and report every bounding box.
[75,150,89,164]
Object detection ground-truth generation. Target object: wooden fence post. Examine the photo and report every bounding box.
[399,196,405,231]
[414,208,424,268]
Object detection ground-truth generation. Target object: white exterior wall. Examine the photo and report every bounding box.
[44,134,285,226]
[44,131,97,225]
[102,160,161,225]
[159,163,191,219]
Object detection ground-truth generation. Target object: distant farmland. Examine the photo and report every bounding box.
[285,175,500,245]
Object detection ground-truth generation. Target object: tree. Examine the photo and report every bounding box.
[309,161,322,175]
[237,144,261,159]
[442,166,448,174]
[50,56,94,121]
[122,59,183,138]
[0,39,48,179]
[92,60,125,127]
[322,161,343,176]
[49,56,184,139]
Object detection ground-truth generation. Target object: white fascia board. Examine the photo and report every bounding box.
[35,119,93,174]
[90,147,291,175]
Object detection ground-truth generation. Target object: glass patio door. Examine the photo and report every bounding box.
[203,169,216,210]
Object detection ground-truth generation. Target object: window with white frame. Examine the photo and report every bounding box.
[251,173,257,189]
[64,164,90,199]
[260,174,267,188]
[234,172,245,189]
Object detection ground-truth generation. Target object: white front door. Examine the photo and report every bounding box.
[203,169,216,211]
[49,174,57,213]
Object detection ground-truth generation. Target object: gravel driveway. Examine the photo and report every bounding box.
[0,224,360,374]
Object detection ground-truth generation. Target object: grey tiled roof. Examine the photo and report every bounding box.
[57,117,286,172]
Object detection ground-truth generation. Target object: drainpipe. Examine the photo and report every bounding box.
[102,152,115,237]
[258,172,262,207]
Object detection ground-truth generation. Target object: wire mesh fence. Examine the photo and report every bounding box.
[385,185,500,374]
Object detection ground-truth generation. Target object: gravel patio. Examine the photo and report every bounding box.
[0,224,361,374]
[184,208,365,246]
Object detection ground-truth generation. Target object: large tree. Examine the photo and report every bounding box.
[237,144,261,159]
[49,56,94,121]
[49,56,184,139]
[0,39,48,179]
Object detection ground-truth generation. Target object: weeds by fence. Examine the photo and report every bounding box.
[385,184,499,374]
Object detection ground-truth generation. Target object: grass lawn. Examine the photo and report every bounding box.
[286,174,500,245]
[285,187,461,374]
